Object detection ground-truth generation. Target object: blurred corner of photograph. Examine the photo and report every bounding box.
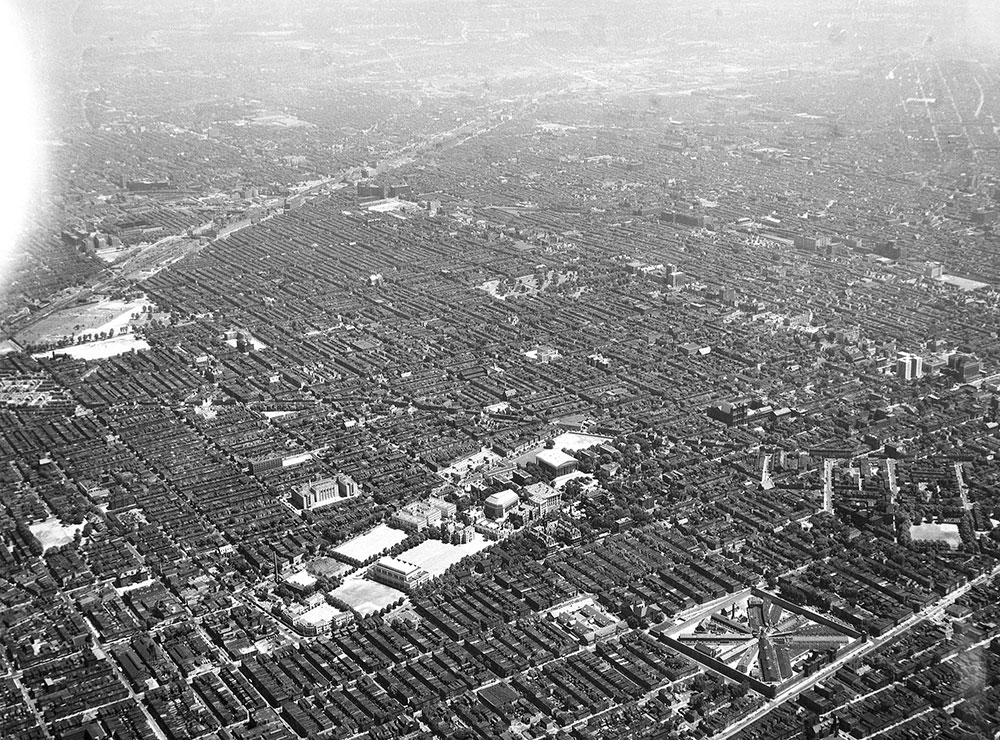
[0,1,44,284]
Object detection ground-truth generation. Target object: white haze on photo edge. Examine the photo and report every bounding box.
[0,1,44,290]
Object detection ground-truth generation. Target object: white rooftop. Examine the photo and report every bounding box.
[376,556,424,576]
[524,481,560,500]
[536,448,577,469]
[485,489,520,508]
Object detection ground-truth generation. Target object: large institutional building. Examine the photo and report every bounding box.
[524,482,562,516]
[535,448,578,477]
[368,557,431,592]
[390,497,457,532]
[291,474,360,510]
[484,489,521,520]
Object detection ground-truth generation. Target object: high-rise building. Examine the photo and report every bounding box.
[948,353,982,381]
[876,241,903,260]
[898,357,912,380]
[708,399,749,426]
[896,354,923,381]
[388,183,412,200]
[356,182,385,202]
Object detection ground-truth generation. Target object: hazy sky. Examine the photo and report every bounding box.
[0,0,996,285]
